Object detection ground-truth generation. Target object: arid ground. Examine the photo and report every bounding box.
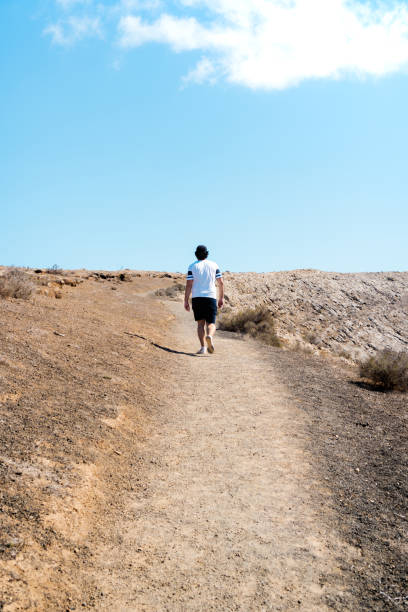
[0,270,406,611]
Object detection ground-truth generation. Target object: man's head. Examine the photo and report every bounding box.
[195,245,209,261]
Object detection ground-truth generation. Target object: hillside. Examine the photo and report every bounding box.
[222,270,408,360]
[0,269,174,609]
[0,267,406,611]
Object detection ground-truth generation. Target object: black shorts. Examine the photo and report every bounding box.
[192,297,217,324]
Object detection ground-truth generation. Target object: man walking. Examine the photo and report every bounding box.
[184,245,224,354]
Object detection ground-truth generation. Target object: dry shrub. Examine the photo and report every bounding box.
[118,272,132,282]
[292,340,314,355]
[155,283,185,299]
[304,331,323,347]
[219,306,281,347]
[359,349,408,391]
[0,269,34,300]
[46,264,63,275]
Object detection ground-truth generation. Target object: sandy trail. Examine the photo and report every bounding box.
[95,299,350,611]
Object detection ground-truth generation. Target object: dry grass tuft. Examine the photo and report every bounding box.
[155,283,185,299]
[0,269,35,300]
[303,331,323,347]
[46,264,63,275]
[359,349,408,391]
[219,306,281,347]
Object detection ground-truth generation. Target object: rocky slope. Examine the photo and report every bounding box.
[221,270,408,361]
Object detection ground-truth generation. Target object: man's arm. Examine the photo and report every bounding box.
[184,279,193,311]
[217,277,224,309]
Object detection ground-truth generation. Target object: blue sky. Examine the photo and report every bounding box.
[1,0,408,272]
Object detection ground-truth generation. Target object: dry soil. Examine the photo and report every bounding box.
[0,271,406,611]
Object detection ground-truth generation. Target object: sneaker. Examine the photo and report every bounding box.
[197,346,207,354]
[206,336,214,354]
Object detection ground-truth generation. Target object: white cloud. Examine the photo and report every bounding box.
[45,0,160,47]
[44,16,102,45]
[118,14,217,50]
[46,0,408,88]
[117,0,408,89]
[183,56,217,84]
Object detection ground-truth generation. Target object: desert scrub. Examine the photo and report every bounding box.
[155,283,185,299]
[46,264,63,275]
[303,331,323,347]
[0,269,35,299]
[219,306,281,347]
[359,349,408,391]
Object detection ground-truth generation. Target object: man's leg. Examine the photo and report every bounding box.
[197,320,206,347]
[206,323,216,338]
[205,321,216,354]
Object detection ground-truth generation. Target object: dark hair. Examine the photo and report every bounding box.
[195,244,209,260]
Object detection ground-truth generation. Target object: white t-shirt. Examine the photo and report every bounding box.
[186,259,222,299]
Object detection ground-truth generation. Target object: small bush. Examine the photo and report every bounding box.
[118,272,132,282]
[359,349,408,391]
[46,264,63,275]
[0,269,34,300]
[219,306,281,347]
[155,283,185,299]
[337,349,351,360]
[303,331,322,347]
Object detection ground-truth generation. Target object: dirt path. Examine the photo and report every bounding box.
[93,299,357,611]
